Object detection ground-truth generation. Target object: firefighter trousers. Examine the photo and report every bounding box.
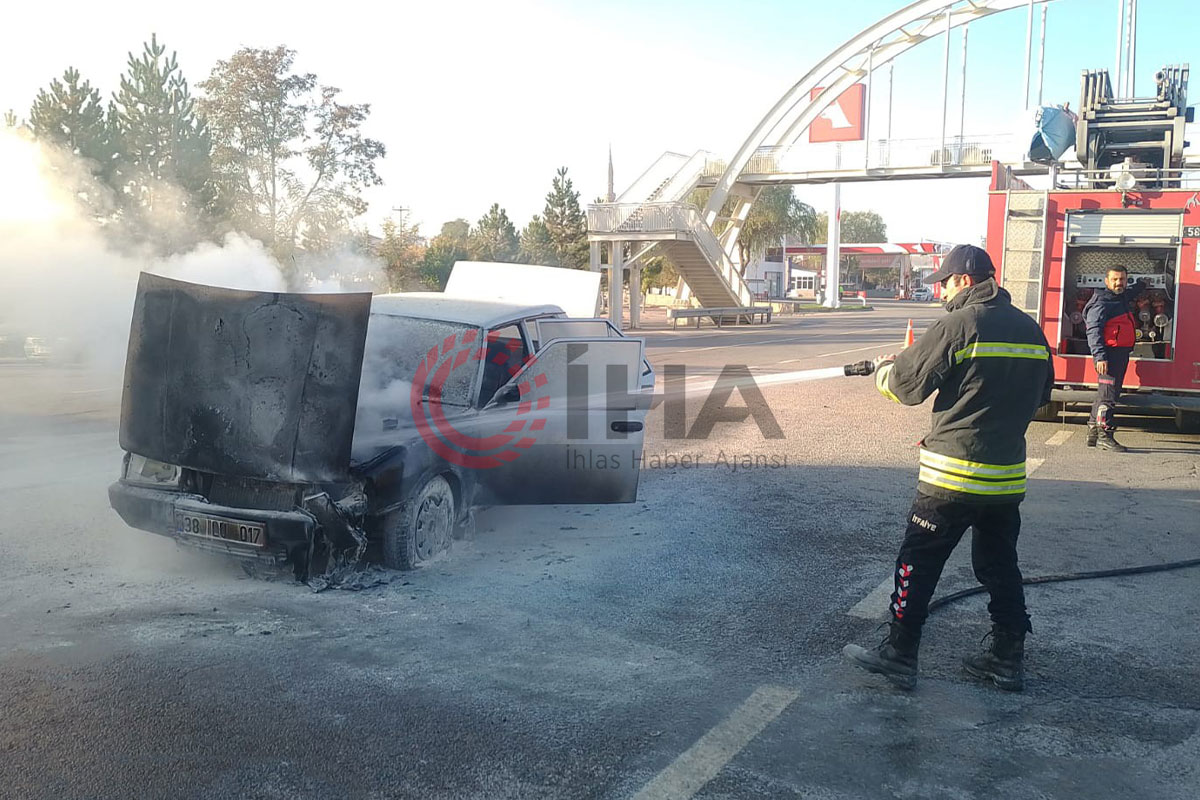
[888,492,1031,634]
[1089,347,1131,431]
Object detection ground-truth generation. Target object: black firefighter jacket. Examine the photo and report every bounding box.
[875,278,1054,504]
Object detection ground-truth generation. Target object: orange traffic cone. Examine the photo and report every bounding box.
[903,319,915,349]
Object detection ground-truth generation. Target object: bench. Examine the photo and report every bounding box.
[667,306,773,329]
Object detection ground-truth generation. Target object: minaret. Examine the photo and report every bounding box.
[607,144,615,202]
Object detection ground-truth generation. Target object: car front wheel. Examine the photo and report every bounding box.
[384,474,455,570]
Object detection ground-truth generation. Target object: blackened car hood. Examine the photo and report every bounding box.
[119,273,371,483]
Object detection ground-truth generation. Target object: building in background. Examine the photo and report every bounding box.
[750,242,949,299]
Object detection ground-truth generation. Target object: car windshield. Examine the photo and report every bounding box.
[359,314,479,410]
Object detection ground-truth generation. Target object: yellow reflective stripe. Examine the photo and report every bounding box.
[920,464,1026,486]
[953,341,1049,364]
[919,448,1025,476]
[875,362,901,403]
[919,468,1027,495]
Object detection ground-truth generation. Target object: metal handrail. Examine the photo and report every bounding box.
[586,201,750,304]
[650,150,715,203]
[1052,164,1200,189]
[587,201,703,233]
[735,133,1023,174]
[616,151,690,204]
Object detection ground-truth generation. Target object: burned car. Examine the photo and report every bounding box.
[108,272,654,581]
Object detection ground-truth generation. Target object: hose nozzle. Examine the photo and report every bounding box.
[844,360,876,377]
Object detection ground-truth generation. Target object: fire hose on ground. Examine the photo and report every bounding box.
[841,358,1200,612]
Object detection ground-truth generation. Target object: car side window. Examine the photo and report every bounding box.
[478,324,531,406]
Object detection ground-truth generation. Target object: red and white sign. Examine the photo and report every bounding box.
[809,84,866,143]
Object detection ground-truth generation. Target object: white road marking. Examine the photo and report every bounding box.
[1027,457,1045,475]
[652,336,805,356]
[632,685,800,800]
[847,575,894,620]
[1045,430,1073,446]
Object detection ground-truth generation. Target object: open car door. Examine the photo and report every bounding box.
[471,336,651,505]
[534,318,655,392]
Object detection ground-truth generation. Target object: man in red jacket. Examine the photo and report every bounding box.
[1083,265,1146,452]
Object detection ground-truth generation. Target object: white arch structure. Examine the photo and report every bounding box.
[705,0,1061,244]
[589,0,1072,321]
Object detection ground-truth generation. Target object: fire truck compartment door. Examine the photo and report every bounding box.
[1066,212,1182,246]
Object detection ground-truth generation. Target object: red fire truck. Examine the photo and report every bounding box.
[988,65,1200,432]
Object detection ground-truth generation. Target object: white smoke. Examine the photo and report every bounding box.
[0,129,386,375]
[155,233,287,293]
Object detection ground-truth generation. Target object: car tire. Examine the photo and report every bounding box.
[384,474,456,570]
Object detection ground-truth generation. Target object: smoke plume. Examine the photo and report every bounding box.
[0,128,385,377]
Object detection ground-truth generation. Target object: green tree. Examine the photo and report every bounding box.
[377,216,425,290]
[642,255,679,289]
[29,68,114,179]
[519,214,557,266]
[736,186,817,269]
[419,224,469,289]
[812,209,887,244]
[813,210,888,288]
[542,167,588,269]
[468,203,519,262]
[110,34,216,252]
[437,218,470,245]
[196,45,385,260]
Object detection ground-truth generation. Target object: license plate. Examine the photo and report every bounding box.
[175,512,265,548]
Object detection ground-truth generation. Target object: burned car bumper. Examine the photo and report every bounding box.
[107,480,314,564]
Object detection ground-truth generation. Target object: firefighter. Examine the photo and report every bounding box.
[1083,265,1147,452]
[843,244,1054,691]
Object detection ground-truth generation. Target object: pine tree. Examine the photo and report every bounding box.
[419,235,468,290]
[29,68,114,179]
[542,167,589,269]
[519,214,557,266]
[110,34,216,251]
[469,203,519,262]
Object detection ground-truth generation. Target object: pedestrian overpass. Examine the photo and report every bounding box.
[588,0,1069,324]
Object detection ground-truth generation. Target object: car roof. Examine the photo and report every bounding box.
[369,293,565,327]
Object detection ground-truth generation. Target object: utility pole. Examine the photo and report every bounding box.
[1022,0,1035,109]
[1036,6,1047,106]
[391,206,410,230]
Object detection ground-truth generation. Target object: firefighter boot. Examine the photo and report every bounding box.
[843,622,921,690]
[1086,425,1099,447]
[1096,428,1128,452]
[962,626,1026,692]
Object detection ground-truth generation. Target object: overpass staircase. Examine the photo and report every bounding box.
[587,150,753,308]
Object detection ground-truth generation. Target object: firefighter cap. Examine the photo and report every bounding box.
[923,244,995,284]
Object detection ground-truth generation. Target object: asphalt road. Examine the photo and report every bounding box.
[2,300,1198,799]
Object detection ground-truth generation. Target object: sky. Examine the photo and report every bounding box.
[3,0,1198,246]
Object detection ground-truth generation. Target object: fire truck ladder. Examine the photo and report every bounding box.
[999,190,1050,322]
[1076,64,1191,188]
